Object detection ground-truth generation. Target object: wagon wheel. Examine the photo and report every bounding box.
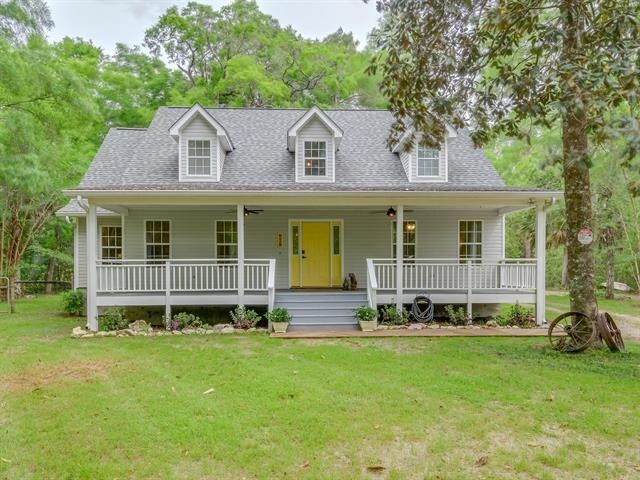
[596,312,625,353]
[548,311,595,353]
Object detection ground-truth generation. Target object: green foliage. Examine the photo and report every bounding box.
[444,305,468,326]
[170,312,202,330]
[229,305,261,329]
[61,289,85,316]
[496,303,535,328]
[100,308,127,331]
[380,304,409,325]
[353,306,378,322]
[266,307,292,324]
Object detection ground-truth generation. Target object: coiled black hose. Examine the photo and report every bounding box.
[411,295,434,323]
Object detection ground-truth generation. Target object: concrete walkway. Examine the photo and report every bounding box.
[272,327,549,339]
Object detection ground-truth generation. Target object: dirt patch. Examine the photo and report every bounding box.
[0,359,119,393]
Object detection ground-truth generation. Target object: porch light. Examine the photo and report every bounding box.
[244,207,250,217]
[386,207,396,217]
[406,222,416,231]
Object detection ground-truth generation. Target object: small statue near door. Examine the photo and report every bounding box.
[342,273,358,290]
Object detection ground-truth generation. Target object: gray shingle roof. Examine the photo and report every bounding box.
[76,106,508,192]
[55,198,117,217]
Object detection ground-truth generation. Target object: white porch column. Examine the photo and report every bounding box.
[535,202,547,325]
[237,204,245,306]
[395,205,404,312]
[86,203,98,331]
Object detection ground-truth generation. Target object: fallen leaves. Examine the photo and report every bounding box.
[475,456,488,467]
[299,460,310,469]
[367,465,386,473]
[203,388,215,395]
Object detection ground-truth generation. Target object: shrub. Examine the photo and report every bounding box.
[61,290,85,316]
[444,305,469,326]
[266,307,292,324]
[230,306,261,329]
[100,308,128,331]
[380,304,410,325]
[170,312,202,330]
[353,305,378,322]
[496,303,535,328]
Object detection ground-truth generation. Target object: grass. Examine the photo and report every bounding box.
[546,291,640,317]
[1,295,639,479]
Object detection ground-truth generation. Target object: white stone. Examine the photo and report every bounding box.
[71,326,86,337]
[221,326,235,334]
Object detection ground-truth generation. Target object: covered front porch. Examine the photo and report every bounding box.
[73,191,552,331]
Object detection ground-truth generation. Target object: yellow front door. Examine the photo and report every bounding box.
[301,221,331,287]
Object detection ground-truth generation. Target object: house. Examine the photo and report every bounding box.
[57,104,559,331]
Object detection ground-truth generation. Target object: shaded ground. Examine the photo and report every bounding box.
[0,295,638,479]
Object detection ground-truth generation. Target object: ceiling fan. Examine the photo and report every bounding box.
[224,207,264,216]
[368,207,414,217]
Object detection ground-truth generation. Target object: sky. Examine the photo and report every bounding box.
[47,0,381,54]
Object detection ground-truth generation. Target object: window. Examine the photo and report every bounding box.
[391,221,417,259]
[216,221,238,259]
[332,225,340,255]
[101,226,122,260]
[304,141,327,176]
[187,139,211,176]
[459,220,483,262]
[291,224,300,255]
[417,142,440,177]
[145,220,170,260]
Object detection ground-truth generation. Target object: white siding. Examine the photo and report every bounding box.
[179,115,218,182]
[75,208,504,289]
[75,216,122,288]
[399,150,411,180]
[295,117,335,183]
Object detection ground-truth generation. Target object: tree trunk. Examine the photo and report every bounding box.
[522,236,532,258]
[561,0,597,321]
[605,242,615,300]
[561,248,569,289]
[44,258,55,294]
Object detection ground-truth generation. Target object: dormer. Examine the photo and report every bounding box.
[288,106,343,183]
[169,104,233,182]
[392,124,457,183]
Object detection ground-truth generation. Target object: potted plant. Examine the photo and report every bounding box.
[267,307,292,333]
[354,305,378,331]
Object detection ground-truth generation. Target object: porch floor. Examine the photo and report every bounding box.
[271,327,549,339]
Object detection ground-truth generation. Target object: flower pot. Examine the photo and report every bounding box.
[272,322,289,333]
[359,320,377,332]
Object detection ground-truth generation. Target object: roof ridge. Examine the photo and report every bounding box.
[161,105,390,112]
[113,127,147,131]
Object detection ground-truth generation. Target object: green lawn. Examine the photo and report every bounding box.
[546,291,640,317]
[1,296,639,479]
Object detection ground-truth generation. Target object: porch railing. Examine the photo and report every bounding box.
[96,259,275,294]
[366,258,537,294]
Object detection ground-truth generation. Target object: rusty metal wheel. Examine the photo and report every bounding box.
[596,312,625,353]
[548,311,595,353]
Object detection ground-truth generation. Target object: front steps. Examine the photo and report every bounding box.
[273,290,368,331]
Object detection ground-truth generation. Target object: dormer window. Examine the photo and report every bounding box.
[187,139,212,176]
[417,143,440,177]
[304,141,327,176]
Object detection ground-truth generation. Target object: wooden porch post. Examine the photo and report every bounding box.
[535,202,547,325]
[395,205,404,312]
[86,202,98,331]
[237,204,245,306]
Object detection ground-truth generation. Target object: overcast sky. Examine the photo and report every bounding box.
[47,0,381,54]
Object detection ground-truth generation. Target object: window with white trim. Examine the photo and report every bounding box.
[215,220,237,259]
[391,221,417,259]
[459,220,483,262]
[187,139,211,176]
[304,141,327,176]
[417,142,440,177]
[101,226,122,260]
[145,220,170,260]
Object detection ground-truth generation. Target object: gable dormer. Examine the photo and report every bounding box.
[288,106,343,183]
[392,124,456,183]
[169,104,233,182]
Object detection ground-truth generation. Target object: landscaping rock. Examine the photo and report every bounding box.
[376,325,389,330]
[221,326,235,334]
[172,331,182,335]
[128,319,150,333]
[212,324,227,333]
[408,323,424,330]
[182,328,196,335]
[71,326,86,338]
[96,331,108,337]
[485,320,498,328]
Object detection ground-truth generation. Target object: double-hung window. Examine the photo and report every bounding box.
[459,220,483,263]
[101,226,122,260]
[391,221,417,259]
[187,139,211,176]
[417,142,440,177]
[215,220,238,259]
[145,220,170,260]
[304,141,327,177]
